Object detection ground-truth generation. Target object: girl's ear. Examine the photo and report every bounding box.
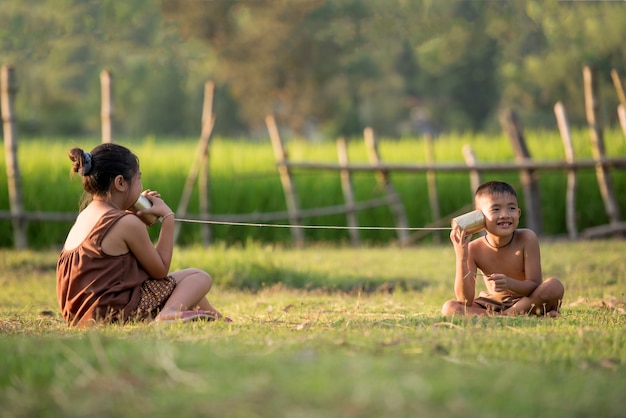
[113,175,126,191]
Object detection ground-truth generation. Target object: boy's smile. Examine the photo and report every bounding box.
[475,193,521,236]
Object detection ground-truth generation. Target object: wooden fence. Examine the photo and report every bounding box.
[2,64,626,249]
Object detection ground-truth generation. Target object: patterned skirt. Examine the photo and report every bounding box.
[135,276,177,320]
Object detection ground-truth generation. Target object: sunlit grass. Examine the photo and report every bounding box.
[0,241,625,417]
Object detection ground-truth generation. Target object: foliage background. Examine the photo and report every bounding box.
[1,0,626,139]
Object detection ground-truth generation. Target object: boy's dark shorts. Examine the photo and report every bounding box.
[474,291,521,312]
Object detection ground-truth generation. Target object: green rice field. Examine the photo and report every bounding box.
[1,129,625,248]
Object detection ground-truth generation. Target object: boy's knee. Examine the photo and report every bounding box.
[543,277,564,299]
[441,300,461,316]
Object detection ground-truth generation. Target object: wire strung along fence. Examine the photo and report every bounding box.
[2,64,626,249]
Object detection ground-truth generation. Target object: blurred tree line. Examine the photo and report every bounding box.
[1,0,625,139]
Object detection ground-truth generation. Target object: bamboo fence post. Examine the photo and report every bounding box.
[100,69,113,143]
[424,133,441,243]
[363,127,410,246]
[610,69,626,141]
[266,114,305,247]
[174,81,216,244]
[584,65,621,227]
[619,105,626,142]
[610,69,626,111]
[1,65,27,249]
[499,109,542,235]
[336,137,360,246]
[462,144,482,195]
[554,101,578,240]
[198,81,214,246]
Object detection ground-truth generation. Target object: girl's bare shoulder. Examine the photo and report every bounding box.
[109,212,149,236]
[101,212,150,255]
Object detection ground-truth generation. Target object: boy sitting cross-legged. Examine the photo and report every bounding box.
[441,181,564,317]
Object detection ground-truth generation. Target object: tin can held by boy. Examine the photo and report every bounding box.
[451,210,485,239]
[130,195,159,226]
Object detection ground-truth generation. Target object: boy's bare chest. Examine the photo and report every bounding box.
[474,246,526,280]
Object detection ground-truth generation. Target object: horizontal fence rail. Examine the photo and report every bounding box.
[279,158,626,173]
[0,211,77,222]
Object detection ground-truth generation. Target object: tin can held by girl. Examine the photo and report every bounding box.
[130,195,159,226]
[451,210,485,239]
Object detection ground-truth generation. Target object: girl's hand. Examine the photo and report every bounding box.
[142,189,161,199]
[140,190,172,218]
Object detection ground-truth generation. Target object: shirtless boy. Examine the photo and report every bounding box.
[441,181,564,317]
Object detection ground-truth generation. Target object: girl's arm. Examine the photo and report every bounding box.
[123,194,175,279]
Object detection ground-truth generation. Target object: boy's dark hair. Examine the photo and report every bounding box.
[474,181,517,201]
[68,143,139,205]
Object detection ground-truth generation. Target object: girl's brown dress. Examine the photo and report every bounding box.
[56,210,174,327]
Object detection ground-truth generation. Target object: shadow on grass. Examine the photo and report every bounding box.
[217,262,429,294]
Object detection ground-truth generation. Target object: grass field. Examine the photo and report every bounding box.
[1,240,625,417]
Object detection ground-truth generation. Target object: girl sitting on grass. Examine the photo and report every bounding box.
[57,143,228,327]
